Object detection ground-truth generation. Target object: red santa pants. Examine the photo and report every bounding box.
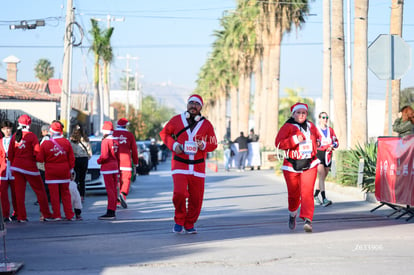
[283,167,317,221]
[172,173,205,229]
[119,170,132,196]
[13,172,52,220]
[48,183,74,220]
[0,179,17,218]
[104,173,118,211]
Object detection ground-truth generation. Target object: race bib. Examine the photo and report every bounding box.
[321,138,331,146]
[184,141,198,155]
[299,141,312,158]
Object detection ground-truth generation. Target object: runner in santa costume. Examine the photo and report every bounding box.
[0,120,18,222]
[8,114,52,222]
[37,121,75,221]
[160,94,217,234]
[98,121,120,220]
[275,103,321,233]
[112,118,138,208]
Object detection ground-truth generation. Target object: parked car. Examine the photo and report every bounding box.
[136,141,152,167]
[85,136,139,191]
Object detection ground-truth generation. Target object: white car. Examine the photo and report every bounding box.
[85,137,105,190]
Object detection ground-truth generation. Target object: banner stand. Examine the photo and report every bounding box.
[371,201,414,222]
[0,201,24,274]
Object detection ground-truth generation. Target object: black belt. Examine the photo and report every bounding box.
[174,155,204,164]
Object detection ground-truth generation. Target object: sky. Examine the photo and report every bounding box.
[1,0,414,104]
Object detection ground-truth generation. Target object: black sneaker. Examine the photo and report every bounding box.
[3,217,12,223]
[288,215,296,230]
[99,213,116,220]
[304,219,313,233]
[119,193,127,209]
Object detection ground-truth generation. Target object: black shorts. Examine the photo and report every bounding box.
[317,150,331,168]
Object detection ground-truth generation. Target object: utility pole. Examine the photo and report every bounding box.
[61,0,74,137]
[118,54,139,117]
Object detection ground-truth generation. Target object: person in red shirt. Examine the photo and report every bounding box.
[0,120,18,222]
[112,118,138,208]
[97,121,120,220]
[8,114,52,222]
[160,94,217,234]
[275,103,321,233]
[37,121,76,221]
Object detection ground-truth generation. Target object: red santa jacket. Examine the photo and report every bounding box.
[159,112,217,178]
[275,119,321,173]
[112,128,139,171]
[0,136,14,180]
[316,126,339,151]
[8,130,41,176]
[37,135,75,184]
[97,135,119,175]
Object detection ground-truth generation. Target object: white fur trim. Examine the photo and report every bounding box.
[291,104,308,114]
[188,96,203,106]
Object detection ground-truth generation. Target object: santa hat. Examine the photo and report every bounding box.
[102,121,113,135]
[50,121,63,134]
[117,118,129,127]
[187,94,203,106]
[18,114,31,126]
[291,102,308,114]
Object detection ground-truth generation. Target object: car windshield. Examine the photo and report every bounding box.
[90,140,101,155]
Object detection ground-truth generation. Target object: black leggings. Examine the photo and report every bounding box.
[75,157,89,197]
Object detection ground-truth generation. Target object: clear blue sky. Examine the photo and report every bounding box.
[1,0,413,102]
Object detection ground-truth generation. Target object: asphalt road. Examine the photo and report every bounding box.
[2,159,413,275]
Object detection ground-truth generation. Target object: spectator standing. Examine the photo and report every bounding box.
[112,118,139,208]
[160,94,217,234]
[314,112,339,207]
[233,131,249,172]
[70,123,92,202]
[222,137,232,172]
[149,138,159,171]
[392,105,414,137]
[97,121,120,220]
[8,114,52,222]
[0,120,17,222]
[248,128,261,170]
[275,103,321,233]
[37,121,75,221]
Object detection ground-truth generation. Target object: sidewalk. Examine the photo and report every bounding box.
[2,160,413,275]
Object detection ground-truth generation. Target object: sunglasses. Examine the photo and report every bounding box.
[321,116,329,119]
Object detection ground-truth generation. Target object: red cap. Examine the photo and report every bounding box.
[18,114,31,126]
[50,121,63,134]
[187,94,203,106]
[117,118,129,127]
[290,102,308,113]
[102,121,114,131]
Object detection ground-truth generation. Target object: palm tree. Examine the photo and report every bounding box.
[351,0,369,147]
[322,0,331,114]
[331,0,347,149]
[90,19,104,135]
[101,26,114,122]
[34,58,54,83]
[386,0,404,135]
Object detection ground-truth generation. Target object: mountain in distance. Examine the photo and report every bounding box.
[142,81,192,113]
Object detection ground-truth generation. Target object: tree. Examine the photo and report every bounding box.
[278,88,315,126]
[351,0,369,147]
[331,0,347,149]
[101,26,114,122]
[400,87,414,109]
[34,58,54,82]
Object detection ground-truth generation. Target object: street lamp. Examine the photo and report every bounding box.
[9,20,45,30]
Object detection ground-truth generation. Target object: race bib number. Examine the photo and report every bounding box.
[299,141,312,158]
[184,141,198,155]
[321,139,331,146]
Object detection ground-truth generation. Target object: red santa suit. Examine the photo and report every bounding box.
[112,118,138,197]
[275,117,321,222]
[37,123,75,220]
[160,111,217,230]
[0,135,17,220]
[8,115,52,221]
[316,126,339,167]
[97,132,120,213]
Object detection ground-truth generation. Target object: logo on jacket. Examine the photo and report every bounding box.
[118,135,127,144]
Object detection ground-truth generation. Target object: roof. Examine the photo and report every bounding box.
[0,81,59,102]
[48,79,62,94]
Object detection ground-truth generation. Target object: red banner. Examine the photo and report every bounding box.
[375,136,414,205]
